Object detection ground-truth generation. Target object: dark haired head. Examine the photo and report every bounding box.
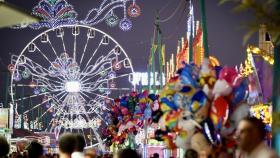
[0,136,9,158]
[153,153,159,158]
[58,133,76,155]
[74,134,85,152]
[26,141,43,158]
[184,149,198,158]
[242,116,266,140]
[118,148,140,158]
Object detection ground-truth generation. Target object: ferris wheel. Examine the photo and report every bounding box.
[9,24,134,148]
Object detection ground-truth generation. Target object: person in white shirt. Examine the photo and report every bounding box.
[71,134,86,158]
[235,117,279,158]
[59,133,77,158]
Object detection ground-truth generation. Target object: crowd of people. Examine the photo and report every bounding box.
[0,117,278,158]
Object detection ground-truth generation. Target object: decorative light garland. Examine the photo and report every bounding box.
[12,0,141,31]
[250,103,272,125]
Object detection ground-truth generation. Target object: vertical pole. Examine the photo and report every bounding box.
[188,0,194,62]
[199,0,209,57]
[156,16,163,89]
[272,45,280,154]
[151,41,156,93]
[3,72,9,108]
[147,64,151,92]
[20,88,24,129]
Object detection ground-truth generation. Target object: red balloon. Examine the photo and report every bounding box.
[210,96,229,127]
[219,67,238,86]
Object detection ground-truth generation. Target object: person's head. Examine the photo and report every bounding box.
[74,134,85,152]
[235,117,266,153]
[0,136,9,158]
[184,149,198,158]
[58,133,76,157]
[153,153,159,158]
[117,148,140,158]
[0,136,10,158]
[26,141,44,158]
[84,153,94,158]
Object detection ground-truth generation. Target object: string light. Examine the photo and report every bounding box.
[105,12,119,27]
[250,103,272,125]
[246,45,274,65]
[127,3,141,18]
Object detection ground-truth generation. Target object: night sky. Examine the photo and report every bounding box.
[0,0,257,72]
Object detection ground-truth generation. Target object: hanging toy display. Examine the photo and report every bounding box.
[152,58,251,156]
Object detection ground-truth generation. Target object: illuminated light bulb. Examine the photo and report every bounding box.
[64,81,81,93]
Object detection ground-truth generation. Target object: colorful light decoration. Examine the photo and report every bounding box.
[246,45,274,65]
[9,25,135,147]
[81,0,140,31]
[12,0,141,31]
[13,0,78,29]
[105,12,119,27]
[127,3,141,18]
[119,18,132,31]
[250,103,272,126]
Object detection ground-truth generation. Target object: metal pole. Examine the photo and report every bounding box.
[272,45,280,154]
[199,0,209,57]
[156,16,163,89]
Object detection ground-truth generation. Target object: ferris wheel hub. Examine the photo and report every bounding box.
[64,81,81,93]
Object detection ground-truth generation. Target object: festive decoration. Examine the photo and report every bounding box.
[81,0,141,31]
[153,59,250,157]
[105,12,119,27]
[13,0,77,29]
[250,103,272,125]
[119,18,132,31]
[9,25,134,148]
[127,3,141,18]
[103,91,158,148]
[13,0,141,31]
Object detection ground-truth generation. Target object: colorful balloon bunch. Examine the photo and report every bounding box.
[153,59,250,156]
[103,91,159,147]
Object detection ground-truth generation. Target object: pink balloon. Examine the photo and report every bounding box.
[219,67,238,86]
[121,107,129,115]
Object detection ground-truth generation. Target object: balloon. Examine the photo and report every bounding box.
[151,100,159,111]
[120,98,128,107]
[154,129,168,141]
[144,104,152,119]
[121,107,129,115]
[231,80,248,105]
[178,110,201,131]
[194,101,211,123]
[200,58,213,76]
[230,103,250,127]
[201,118,220,145]
[190,90,207,113]
[152,110,163,123]
[180,66,197,87]
[212,79,232,98]
[210,96,229,128]
[218,67,238,86]
[174,93,188,109]
[160,98,177,111]
[148,94,157,101]
[165,110,181,131]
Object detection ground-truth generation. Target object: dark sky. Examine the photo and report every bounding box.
[0,0,257,72]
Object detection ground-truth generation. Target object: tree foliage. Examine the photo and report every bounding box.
[219,0,280,45]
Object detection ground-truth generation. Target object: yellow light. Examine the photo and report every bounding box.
[246,45,274,65]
